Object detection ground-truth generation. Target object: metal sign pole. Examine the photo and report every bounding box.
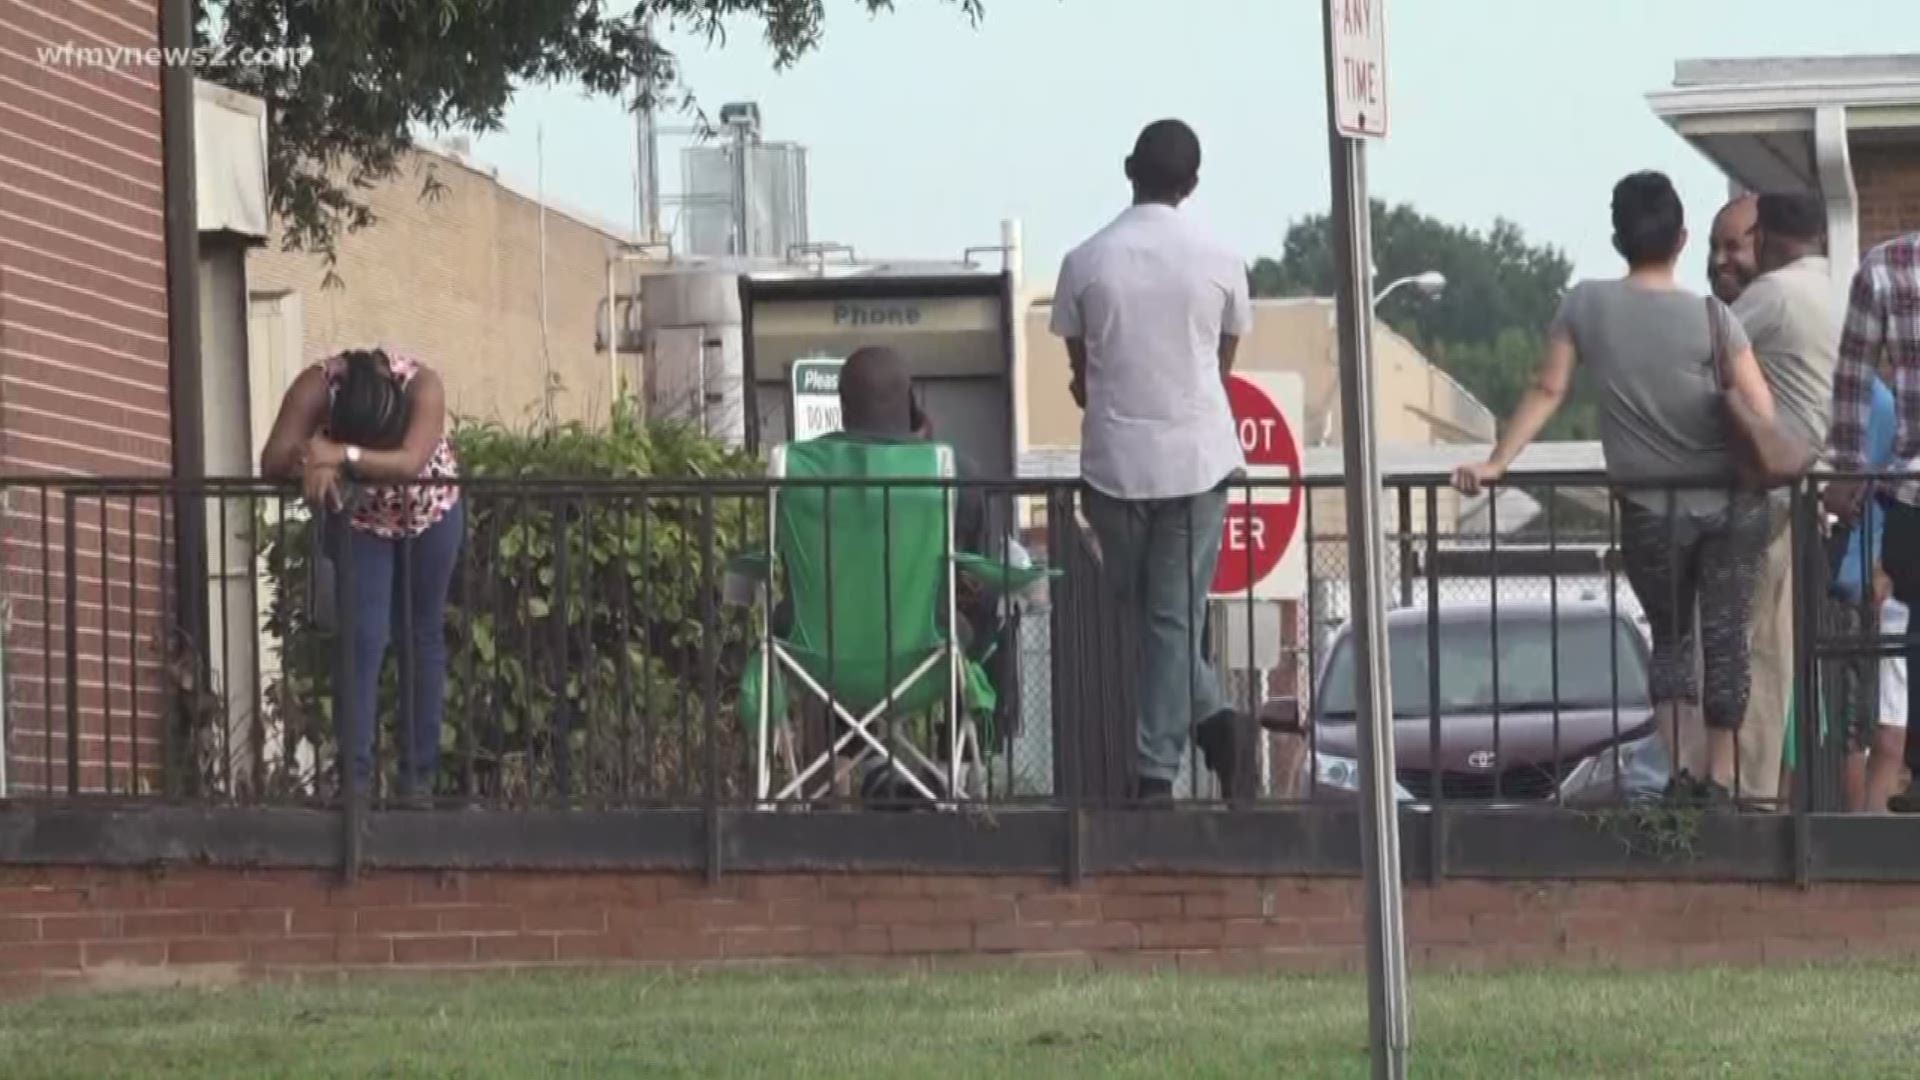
[1322,1,1410,1076]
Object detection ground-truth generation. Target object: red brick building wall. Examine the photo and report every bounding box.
[0,2,174,794]
[1854,139,1920,250]
[0,868,1906,995]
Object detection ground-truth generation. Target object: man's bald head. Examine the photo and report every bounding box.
[838,346,914,436]
[1708,194,1760,303]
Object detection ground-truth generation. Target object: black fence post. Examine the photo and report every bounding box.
[701,493,724,885]
[1397,485,1414,609]
[246,495,265,797]
[62,491,79,796]
[152,491,174,797]
[99,496,113,797]
[1790,479,1816,886]
[459,495,479,803]
[333,511,363,885]
[552,496,573,801]
[1061,486,1085,887]
[1425,484,1445,884]
[170,488,211,800]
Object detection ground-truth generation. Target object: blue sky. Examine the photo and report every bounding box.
[473,0,1917,293]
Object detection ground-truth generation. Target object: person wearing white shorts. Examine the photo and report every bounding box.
[1849,597,1911,811]
[1882,603,1909,725]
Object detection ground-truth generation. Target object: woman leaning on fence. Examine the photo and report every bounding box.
[260,347,464,807]
[1453,171,1777,809]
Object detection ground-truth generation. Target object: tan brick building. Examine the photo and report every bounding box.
[249,144,639,426]
[1023,297,1491,453]
[1021,297,1496,536]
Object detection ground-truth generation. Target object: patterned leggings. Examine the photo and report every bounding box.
[1615,493,1773,730]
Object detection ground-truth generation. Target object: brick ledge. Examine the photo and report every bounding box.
[0,868,1908,996]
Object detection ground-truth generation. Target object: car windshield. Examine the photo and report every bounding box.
[1316,611,1651,719]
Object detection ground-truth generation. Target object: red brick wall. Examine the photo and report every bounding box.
[0,3,173,794]
[0,868,1908,995]
[1855,139,1920,251]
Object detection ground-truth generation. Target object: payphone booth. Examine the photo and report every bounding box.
[739,272,1018,477]
[740,270,1032,786]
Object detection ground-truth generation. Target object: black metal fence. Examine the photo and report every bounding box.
[0,473,1903,830]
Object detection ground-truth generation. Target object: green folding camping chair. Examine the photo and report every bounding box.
[738,438,1052,806]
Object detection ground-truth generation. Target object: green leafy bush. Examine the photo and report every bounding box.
[258,403,765,802]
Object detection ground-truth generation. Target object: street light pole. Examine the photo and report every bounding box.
[1315,270,1445,448]
[1373,270,1447,308]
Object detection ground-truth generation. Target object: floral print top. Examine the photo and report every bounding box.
[321,348,460,539]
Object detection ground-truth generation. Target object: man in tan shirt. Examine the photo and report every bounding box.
[1724,192,1839,802]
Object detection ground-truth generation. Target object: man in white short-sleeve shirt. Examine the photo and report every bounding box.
[1050,119,1254,803]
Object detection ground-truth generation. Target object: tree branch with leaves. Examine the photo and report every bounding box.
[1250,201,1593,439]
[200,0,984,260]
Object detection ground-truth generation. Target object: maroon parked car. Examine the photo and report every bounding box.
[1297,600,1656,804]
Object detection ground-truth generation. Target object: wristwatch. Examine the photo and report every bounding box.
[344,445,363,469]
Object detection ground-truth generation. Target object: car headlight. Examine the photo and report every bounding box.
[1557,735,1670,805]
[1304,753,1416,802]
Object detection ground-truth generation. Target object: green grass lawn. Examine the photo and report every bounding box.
[2,964,1918,1078]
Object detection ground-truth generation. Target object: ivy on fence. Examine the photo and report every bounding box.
[256,404,765,803]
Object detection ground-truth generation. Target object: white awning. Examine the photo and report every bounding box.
[1646,54,1920,299]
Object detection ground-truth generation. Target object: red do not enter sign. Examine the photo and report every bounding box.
[1211,373,1304,599]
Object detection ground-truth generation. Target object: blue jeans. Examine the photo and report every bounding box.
[332,502,464,795]
[1084,487,1229,782]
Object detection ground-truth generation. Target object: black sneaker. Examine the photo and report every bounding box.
[1658,768,1720,803]
[1661,770,1705,807]
[1195,709,1259,803]
[1698,780,1738,812]
[1132,777,1175,806]
[1889,785,1920,814]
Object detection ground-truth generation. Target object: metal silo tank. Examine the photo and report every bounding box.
[639,267,746,449]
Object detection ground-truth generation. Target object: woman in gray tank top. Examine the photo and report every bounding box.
[1453,171,1777,807]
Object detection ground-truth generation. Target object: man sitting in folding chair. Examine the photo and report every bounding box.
[741,347,1049,806]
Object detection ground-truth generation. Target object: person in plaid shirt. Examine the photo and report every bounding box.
[1825,231,1920,812]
